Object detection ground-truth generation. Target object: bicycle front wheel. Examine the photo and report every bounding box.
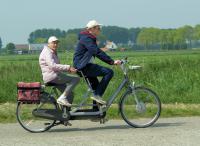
[16,101,57,133]
[120,86,161,128]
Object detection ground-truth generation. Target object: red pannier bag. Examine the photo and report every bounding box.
[17,82,41,102]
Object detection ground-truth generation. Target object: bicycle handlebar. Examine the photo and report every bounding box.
[120,57,128,64]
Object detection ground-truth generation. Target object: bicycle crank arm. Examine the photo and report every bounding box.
[32,109,70,121]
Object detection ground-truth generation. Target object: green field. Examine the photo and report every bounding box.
[1,50,200,103]
[1,50,200,122]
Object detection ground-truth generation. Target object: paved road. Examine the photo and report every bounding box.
[0,117,200,146]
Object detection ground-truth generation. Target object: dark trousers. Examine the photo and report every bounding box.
[82,63,114,97]
[87,77,99,110]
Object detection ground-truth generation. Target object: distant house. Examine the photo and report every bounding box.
[120,48,126,51]
[15,44,29,50]
[29,43,47,53]
[15,44,29,54]
[14,43,47,54]
[105,40,117,51]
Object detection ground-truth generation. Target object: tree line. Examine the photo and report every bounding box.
[28,27,140,50]
[28,24,200,50]
[137,25,200,50]
[1,24,200,54]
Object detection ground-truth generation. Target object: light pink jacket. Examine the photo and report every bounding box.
[39,46,70,83]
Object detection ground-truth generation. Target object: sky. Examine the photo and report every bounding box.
[0,0,200,45]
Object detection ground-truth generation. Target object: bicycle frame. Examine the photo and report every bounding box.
[106,77,129,109]
[69,59,133,116]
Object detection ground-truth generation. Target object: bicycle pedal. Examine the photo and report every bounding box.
[100,118,108,124]
[63,121,72,126]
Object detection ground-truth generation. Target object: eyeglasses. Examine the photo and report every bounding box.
[96,26,101,31]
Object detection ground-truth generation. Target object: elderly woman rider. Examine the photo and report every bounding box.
[39,36,80,106]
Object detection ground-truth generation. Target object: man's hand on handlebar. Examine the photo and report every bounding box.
[114,60,122,65]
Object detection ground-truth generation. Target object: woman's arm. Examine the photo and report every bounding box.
[45,51,70,72]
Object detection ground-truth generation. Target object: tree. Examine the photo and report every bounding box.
[67,28,82,34]
[158,29,175,50]
[178,25,194,48]
[0,37,2,49]
[34,38,47,43]
[97,33,107,47]
[6,43,15,54]
[128,28,141,43]
[173,28,188,49]
[101,26,129,44]
[136,27,160,49]
[59,33,78,51]
[194,25,200,40]
[28,28,66,43]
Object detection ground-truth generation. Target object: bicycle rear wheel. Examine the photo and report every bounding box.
[120,86,161,128]
[16,101,57,133]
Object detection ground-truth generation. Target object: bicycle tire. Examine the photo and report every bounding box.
[16,101,57,133]
[119,86,161,128]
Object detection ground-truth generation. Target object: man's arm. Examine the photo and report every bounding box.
[96,48,114,65]
[82,37,114,65]
[44,50,70,71]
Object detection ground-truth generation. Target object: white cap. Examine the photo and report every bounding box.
[48,36,59,43]
[86,20,102,29]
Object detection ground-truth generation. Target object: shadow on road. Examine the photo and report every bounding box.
[151,122,185,128]
[48,121,185,133]
[49,124,131,133]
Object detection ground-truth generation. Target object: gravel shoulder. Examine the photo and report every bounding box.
[0,117,200,146]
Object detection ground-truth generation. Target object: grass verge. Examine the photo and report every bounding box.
[0,102,200,123]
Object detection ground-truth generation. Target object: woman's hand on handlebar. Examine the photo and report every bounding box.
[114,60,122,65]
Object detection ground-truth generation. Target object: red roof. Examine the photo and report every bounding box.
[15,44,29,50]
